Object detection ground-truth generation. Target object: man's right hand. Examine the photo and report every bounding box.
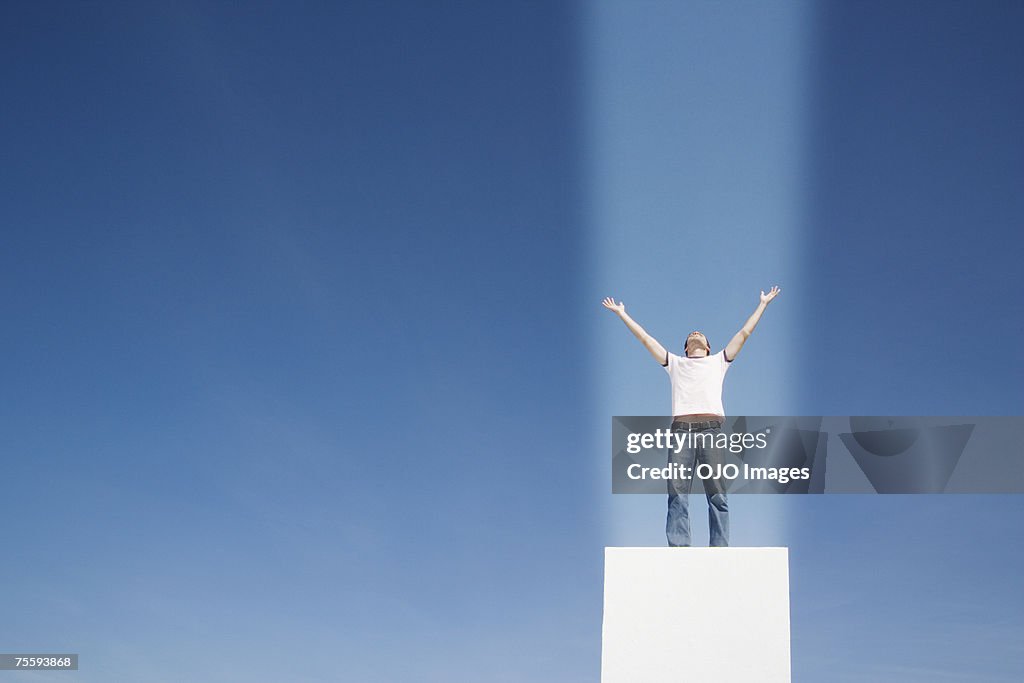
[602,297,625,315]
[603,297,668,364]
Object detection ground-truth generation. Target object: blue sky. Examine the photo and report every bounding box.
[794,3,1024,679]
[2,1,1023,681]
[2,2,596,681]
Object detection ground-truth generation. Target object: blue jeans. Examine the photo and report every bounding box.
[666,422,729,547]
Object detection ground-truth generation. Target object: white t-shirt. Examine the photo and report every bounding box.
[663,350,731,417]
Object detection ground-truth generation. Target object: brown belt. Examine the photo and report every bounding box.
[671,417,724,431]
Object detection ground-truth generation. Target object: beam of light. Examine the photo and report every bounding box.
[584,0,811,548]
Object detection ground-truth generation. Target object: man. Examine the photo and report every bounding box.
[602,286,781,546]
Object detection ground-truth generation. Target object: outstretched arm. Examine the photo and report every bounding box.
[602,297,668,365]
[724,286,781,361]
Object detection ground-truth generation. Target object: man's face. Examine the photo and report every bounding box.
[685,331,709,356]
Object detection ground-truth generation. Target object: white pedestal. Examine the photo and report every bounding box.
[601,547,791,683]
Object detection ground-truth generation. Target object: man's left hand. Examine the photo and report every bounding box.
[760,285,781,305]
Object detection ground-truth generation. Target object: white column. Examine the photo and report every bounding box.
[601,547,791,683]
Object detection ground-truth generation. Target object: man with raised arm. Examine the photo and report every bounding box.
[602,286,781,547]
